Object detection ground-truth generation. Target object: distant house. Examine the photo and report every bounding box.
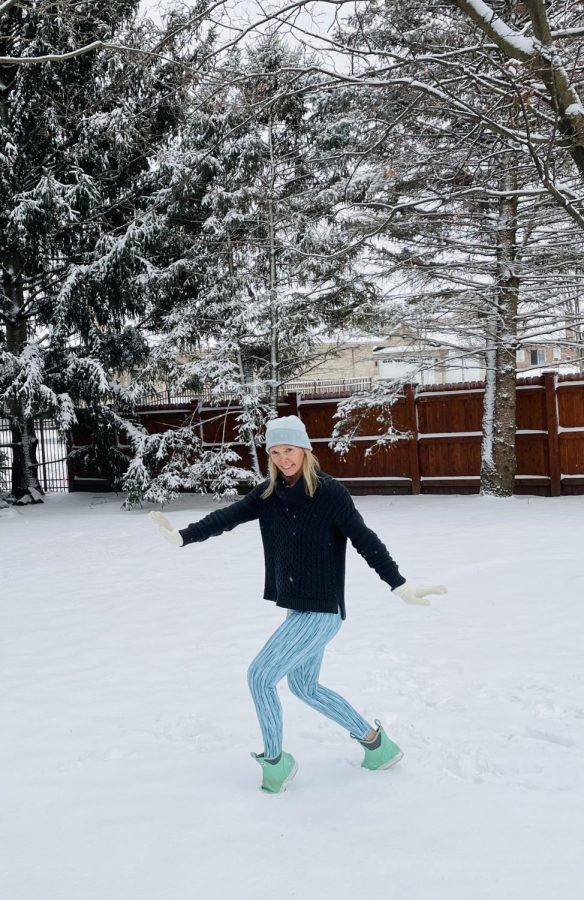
[372,337,484,386]
[515,341,581,375]
[293,326,582,387]
[298,330,484,386]
[135,324,583,403]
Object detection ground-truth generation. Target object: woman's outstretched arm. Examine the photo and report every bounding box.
[332,482,447,604]
[149,486,262,547]
[332,483,406,590]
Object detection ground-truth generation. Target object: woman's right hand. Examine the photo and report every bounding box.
[148,511,183,546]
[393,582,447,606]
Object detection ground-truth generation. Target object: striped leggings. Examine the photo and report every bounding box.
[247,609,373,759]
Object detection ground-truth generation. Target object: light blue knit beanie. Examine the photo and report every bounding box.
[265,415,312,451]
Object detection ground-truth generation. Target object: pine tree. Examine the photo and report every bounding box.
[0,1,201,501]
[316,0,584,495]
[123,32,389,505]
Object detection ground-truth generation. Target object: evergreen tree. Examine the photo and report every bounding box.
[320,1,584,495]
[206,1,584,495]
[0,1,202,501]
[122,32,389,506]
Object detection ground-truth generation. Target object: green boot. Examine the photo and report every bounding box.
[250,751,298,793]
[360,720,403,771]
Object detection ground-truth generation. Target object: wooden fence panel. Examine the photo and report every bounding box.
[515,434,549,477]
[313,439,412,481]
[138,405,199,434]
[199,407,241,445]
[556,378,584,491]
[516,387,547,430]
[298,402,340,440]
[417,390,483,434]
[380,397,412,433]
[68,373,584,495]
[418,434,481,478]
[298,396,412,438]
[299,392,416,492]
[560,433,584,475]
[557,381,584,427]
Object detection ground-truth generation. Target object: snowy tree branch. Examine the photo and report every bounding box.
[0,40,182,68]
[0,40,107,66]
[451,0,536,62]
[453,0,584,178]
[550,27,584,40]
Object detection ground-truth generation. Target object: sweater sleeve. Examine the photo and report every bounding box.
[179,486,262,547]
[332,483,406,590]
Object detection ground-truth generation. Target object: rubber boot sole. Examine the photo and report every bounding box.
[261,760,299,794]
[363,750,404,771]
[377,750,404,770]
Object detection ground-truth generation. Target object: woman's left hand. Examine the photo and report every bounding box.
[149,510,183,546]
[393,582,448,606]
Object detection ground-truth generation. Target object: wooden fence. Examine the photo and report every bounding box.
[68,372,584,496]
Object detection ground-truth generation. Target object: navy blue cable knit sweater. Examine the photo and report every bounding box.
[179,471,406,620]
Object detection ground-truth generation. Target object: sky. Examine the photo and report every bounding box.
[138,0,355,62]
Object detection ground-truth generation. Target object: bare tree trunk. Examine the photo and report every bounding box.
[4,266,43,502]
[236,345,262,478]
[266,112,279,413]
[227,234,263,479]
[1,71,43,502]
[8,401,43,502]
[481,166,519,496]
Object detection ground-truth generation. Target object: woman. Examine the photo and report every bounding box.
[150,414,446,793]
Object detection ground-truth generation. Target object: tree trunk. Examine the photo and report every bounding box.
[227,234,263,479]
[8,401,43,502]
[454,0,584,179]
[524,0,584,180]
[266,112,279,413]
[236,345,262,479]
[480,172,519,496]
[4,266,44,502]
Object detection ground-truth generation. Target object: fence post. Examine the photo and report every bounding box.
[37,418,47,492]
[66,432,75,492]
[196,399,205,446]
[283,392,299,418]
[404,383,421,494]
[543,371,561,497]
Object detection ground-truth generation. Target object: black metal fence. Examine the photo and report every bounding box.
[0,417,69,494]
[140,377,374,406]
[283,377,373,396]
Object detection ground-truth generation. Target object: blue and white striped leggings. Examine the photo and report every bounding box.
[247,609,373,758]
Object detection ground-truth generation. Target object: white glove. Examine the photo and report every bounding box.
[149,510,183,546]
[393,582,448,607]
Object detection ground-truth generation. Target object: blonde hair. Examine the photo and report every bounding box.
[261,449,321,499]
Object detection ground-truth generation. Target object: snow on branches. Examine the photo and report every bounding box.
[120,421,257,509]
[330,378,411,458]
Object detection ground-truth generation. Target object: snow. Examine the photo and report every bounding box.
[339,476,412,482]
[564,103,584,118]
[2,491,584,900]
[418,431,482,439]
[461,0,535,58]
[417,387,484,397]
[522,365,582,378]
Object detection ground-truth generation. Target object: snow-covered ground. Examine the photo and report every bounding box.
[2,491,583,900]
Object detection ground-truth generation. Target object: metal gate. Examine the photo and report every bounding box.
[0,417,69,494]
